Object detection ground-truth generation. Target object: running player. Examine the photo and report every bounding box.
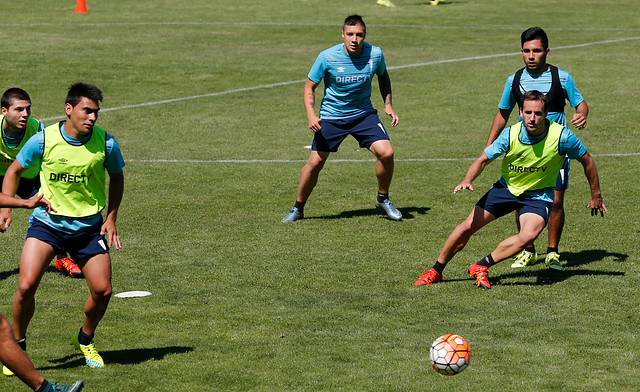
[282,15,402,223]
[0,88,84,279]
[2,82,125,369]
[486,27,589,270]
[414,91,606,289]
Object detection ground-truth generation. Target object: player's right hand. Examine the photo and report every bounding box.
[308,116,322,133]
[0,208,12,232]
[453,182,474,194]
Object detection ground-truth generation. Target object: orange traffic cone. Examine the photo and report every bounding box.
[75,0,87,13]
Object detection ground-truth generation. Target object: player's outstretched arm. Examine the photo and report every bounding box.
[378,70,399,127]
[303,79,322,133]
[101,172,124,249]
[454,152,492,194]
[576,151,607,217]
[571,101,589,130]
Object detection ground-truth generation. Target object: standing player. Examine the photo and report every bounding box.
[2,83,125,369]
[486,27,589,271]
[414,91,606,289]
[0,194,84,392]
[282,15,402,223]
[1,88,84,279]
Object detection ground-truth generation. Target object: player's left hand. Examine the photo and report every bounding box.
[571,113,587,129]
[385,105,399,127]
[101,219,122,250]
[587,196,607,217]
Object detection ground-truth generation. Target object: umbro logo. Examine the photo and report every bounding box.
[337,67,345,73]
[58,158,68,164]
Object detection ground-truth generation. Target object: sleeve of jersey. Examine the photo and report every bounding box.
[498,76,517,110]
[16,132,44,169]
[559,128,587,159]
[307,52,326,84]
[105,135,125,174]
[484,127,511,160]
[376,49,387,76]
[561,70,585,108]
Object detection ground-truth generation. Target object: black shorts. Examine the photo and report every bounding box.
[0,175,40,199]
[312,110,390,152]
[26,218,109,260]
[476,181,552,223]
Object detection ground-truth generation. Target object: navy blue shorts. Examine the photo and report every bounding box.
[26,218,109,261]
[476,181,552,223]
[0,176,40,199]
[312,110,390,152]
[555,158,570,191]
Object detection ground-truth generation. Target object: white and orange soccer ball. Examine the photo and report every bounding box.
[429,334,470,375]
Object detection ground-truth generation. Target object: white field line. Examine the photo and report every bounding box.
[40,36,640,122]
[128,152,640,164]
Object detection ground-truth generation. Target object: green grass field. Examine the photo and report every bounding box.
[1,0,639,390]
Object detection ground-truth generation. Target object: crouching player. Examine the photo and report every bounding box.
[1,83,124,367]
[414,90,606,289]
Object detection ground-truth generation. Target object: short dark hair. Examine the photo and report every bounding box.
[521,90,549,112]
[66,82,103,107]
[1,88,31,109]
[343,15,366,33]
[521,27,548,50]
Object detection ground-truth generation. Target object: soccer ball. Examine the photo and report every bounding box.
[429,334,470,375]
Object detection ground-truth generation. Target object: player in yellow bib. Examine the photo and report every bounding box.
[2,83,125,369]
[414,91,606,289]
[0,88,84,279]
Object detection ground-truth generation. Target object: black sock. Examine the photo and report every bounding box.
[377,192,388,203]
[477,254,496,268]
[78,328,93,346]
[525,245,536,253]
[35,380,50,392]
[547,247,558,254]
[16,338,26,351]
[432,261,445,274]
[294,200,305,212]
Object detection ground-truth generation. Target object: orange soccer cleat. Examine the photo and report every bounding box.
[414,268,443,286]
[55,257,84,278]
[468,262,491,289]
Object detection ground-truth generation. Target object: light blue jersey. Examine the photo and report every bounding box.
[484,121,587,202]
[498,67,584,126]
[16,122,125,234]
[308,42,386,120]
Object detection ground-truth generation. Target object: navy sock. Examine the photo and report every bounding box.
[477,254,496,268]
[432,261,445,274]
[547,247,558,254]
[16,338,26,351]
[377,192,388,203]
[35,380,50,392]
[525,245,536,253]
[294,201,305,212]
[78,328,93,346]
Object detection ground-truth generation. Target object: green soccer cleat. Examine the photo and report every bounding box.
[43,380,85,392]
[2,364,14,376]
[545,251,563,271]
[510,250,537,268]
[71,334,104,368]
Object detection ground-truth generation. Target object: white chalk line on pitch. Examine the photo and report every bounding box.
[127,153,640,164]
[40,35,640,122]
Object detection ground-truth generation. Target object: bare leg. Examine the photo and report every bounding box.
[369,140,394,194]
[78,253,113,336]
[0,313,44,389]
[295,151,330,203]
[437,206,496,264]
[547,189,565,249]
[13,238,55,339]
[491,213,547,262]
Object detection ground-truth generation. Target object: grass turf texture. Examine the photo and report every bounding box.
[1,0,639,390]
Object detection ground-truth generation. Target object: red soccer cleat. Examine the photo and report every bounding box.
[414,268,443,286]
[468,262,491,289]
[55,256,84,278]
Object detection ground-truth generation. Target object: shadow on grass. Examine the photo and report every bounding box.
[0,267,20,281]
[41,346,194,370]
[436,249,628,287]
[308,206,430,220]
